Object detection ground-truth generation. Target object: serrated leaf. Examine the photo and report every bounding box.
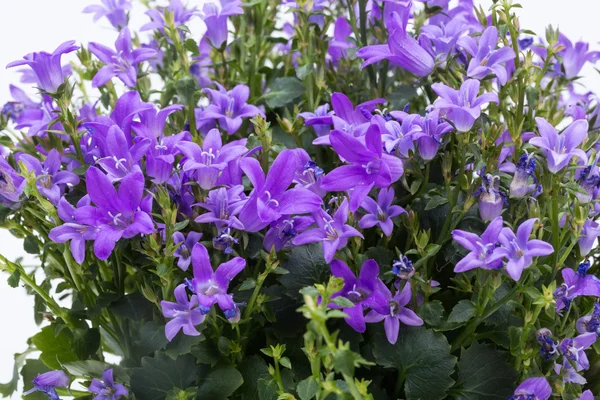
[263,77,305,108]
[239,278,257,291]
[448,300,477,324]
[332,296,355,308]
[297,377,319,400]
[31,326,78,369]
[196,363,244,399]
[418,300,445,327]
[131,353,198,400]
[6,269,20,288]
[279,244,330,299]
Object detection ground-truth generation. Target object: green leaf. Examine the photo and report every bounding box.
[23,235,39,254]
[190,339,221,366]
[63,360,130,384]
[333,348,357,376]
[296,64,313,81]
[6,269,20,288]
[196,362,244,399]
[448,300,477,324]
[135,321,169,356]
[332,296,355,308]
[174,76,198,104]
[110,292,154,321]
[184,39,200,56]
[263,77,305,108]
[296,377,319,400]
[371,326,456,400]
[239,278,257,291]
[238,356,272,400]
[418,300,445,327]
[165,334,204,360]
[425,196,449,211]
[73,327,101,360]
[452,342,517,400]
[131,353,199,400]
[279,244,330,299]
[279,357,292,369]
[0,350,30,397]
[31,326,78,369]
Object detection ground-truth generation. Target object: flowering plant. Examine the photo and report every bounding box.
[2,0,600,399]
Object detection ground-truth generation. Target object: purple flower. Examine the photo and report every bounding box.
[292,198,363,263]
[576,303,600,336]
[579,219,600,257]
[89,28,157,88]
[557,34,600,79]
[536,328,558,361]
[95,125,150,182]
[329,259,386,333]
[576,163,600,204]
[578,390,594,400]
[83,0,131,29]
[7,41,79,93]
[358,187,406,237]
[177,129,248,189]
[201,0,243,48]
[509,153,541,198]
[197,84,262,135]
[161,284,205,341]
[529,118,588,173]
[554,358,586,385]
[264,215,313,252]
[558,332,597,371]
[392,255,414,279]
[373,113,418,158]
[496,218,554,281]
[49,196,98,264]
[212,227,239,255]
[88,368,128,400]
[328,17,353,64]
[321,125,404,212]
[463,26,516,85]
[2,85,40,122]
[195,185,246,230]
[452,216,504,273]
[357,8,434,76]
[554,261,600,313]
[474,171,506,221]
[141,0,199,33]
[172,231,203,271]
[508,377,551,400]
[75,167,154,260]
[365,281,423,344]
[298,103,334,138]
[238,150,323,232]
[290,149,326,198]
[24,370,70,400]
[188,243,246,322]
[413,109,453,160]
[432,79,499,132]
[0,156,26,208]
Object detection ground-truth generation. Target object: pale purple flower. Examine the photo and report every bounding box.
[529,118,588,174]
[508,153,541,198]
[49,196,97,264]
[413,109,453,160]
[2,85,40,122]
[392,255,414,279]
[83,0,131,29]
[557,34,600,79]
[161,284,205,341]
[576,303,600,336]
[263,215,313,252]
[554,261,600,313]
[197,84,262,135]
[575,163,600,204]
[201,0,243,48]
[452,216,504,273]
[578,390,594,400]
[88,368,128,400]
[7,41,79,93]
[0,156,26,208]
[14,94,64,138]
[554,359,586,385]
[298,103,334,138]
[462,26,516,85]
[558,332,597,371]
[141,0,199,33]
[372,113,418,158]
[24,370,70,400]
[172,231,203,271]
[508,377,552,400]
[579,219,600,256]
[358,187,406,237]
[290,148,326,198]
[328,17,354,64]
[195,185,246,230]
[474,171,506,221]
[95,125,150,182]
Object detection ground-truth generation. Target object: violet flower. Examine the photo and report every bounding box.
[392,255,414,279]
[298,103,334,138]
[328,17,354,64]
[24,370,70,400]
[238,150,323,232]
[290,149,326,198]
[358,187,406,237]
[141,0,199,33]
[213,227,239,255]
[7,41,79,93]
[463,26,516,85]
[83,0,131,29]
[95,125,150,182]
[529,117,588,174]
[576,163,600,204]
[89,28,157,88]
[553,359,586,385]
[172,231,203,271]
[0,156,26,208]
[496,218,554,281]
[452,216,504,273]
[474,171,506,221]
[576,303,600,336]
[413,109,453,160]
[558,332,597,371]
[321,125,404,212]
[195,185,246,230]
[509,153,541,198]
[201,0,243,48]
[75,167,154,260]
[197,84,262,135]
[536,328,558,361]
[432,79,499,132]
[508,377,551,400]
[356,8,434,76]
[188,243,246,322]
[373,113,418,158]
[579,219,600,256]
[49,196,98,264]
[557,34,600,79]
[365,281,423,344]
[264,215,313,252]
[554,261,600,313]
[292,198,363,263]
[578,391,594,400]
[2,85,40,123]
[88,368,128,400]
[14,94,64,138]
[161,284,205,341]
[330,259,386,333]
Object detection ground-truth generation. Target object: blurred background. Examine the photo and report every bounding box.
[1,0,600,397]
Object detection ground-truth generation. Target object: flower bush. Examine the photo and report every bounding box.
[2,0,600,399]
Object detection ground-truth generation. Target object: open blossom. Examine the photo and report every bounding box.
[557,34,600,79]
[96,125,151,182]
[89,28,157,88]
[201,0,243,48]
[83,0,131,29]
[197,84,262,135]
[529,118,588,173]
[298,103,334,138]
[358,187,406,237]
[88,368,128,400]
[432,79,499,132]
[554,261,600,313]
[462,26,515,85]
[24,370,70,400]
[290,149,326,198]
[452,216,504,273]
[509,377,552,400]
[141,0,200,33]
[554,358,586,385]
[576,303,600,336]
[49,196,97,264]
[195,185,246,230]
[161,284,205,341]
[7,41,79,93]
[0,157,25,208]
[558,332,597,371]
[264,215,313,252]
[172,231,203,271]
[328,17,354,64]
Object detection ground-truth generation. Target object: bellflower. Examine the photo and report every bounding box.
[431,79,499,132]
[292,198,363,263]
[557,34,600,79]
[212,227,239,254]
[579,219,600,256]
[558,332,597,371]
[575,163,600,204]
[7,41,79,93]
[197,84,262,135]
[452,216,504,273]
[290,149,326,198]
[509,153,541,198]
[3,85,40,123]
[553,358,586,385]
[578,391,594,400]
[188,243,246,322]
[529,118,588,173]
[413,109,453,160]
[356,7,435,76]
[264,215,313,252]
[576,303,600,336]
[536,328,558,361]
[358,187,406,237]
[201,0,243,48]
[75,167,154,260]
[462,26,516,85]
[96,125,150,182]
[238,150,323,232]
[321,125,404,212]
[172,231,203,271]
[177,129,248,189]
[83,0,131,29]
[365,281,423,344]
[298,103,334,138]
[0,156,26,208]
[328,17,354,64]
[392,255,414,279]
[89,28,158,88]
[14,94,65,138]
[329,259,386,333]
[88,368,128,400]
[508,377,552,400]
[49,196,98,264]
[554,261,600,312]
[373,113,419,158]
[161,284,205,341]
[474,171,506,221]
[195,185,246,230]
[496,218,554,281]
[141,0,199,33]
[24,370,70,400]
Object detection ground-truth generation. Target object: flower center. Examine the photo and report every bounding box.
[201,148,217,165]
[225,97,235,118]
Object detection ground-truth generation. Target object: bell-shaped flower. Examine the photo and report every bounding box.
[579,219,600,256]
[508,377,552,400]
[463,26,516,85]
[264,215,314,252]
[529,118,588,173]
[576,303,600,336]
[474,171,506,221]
[88,368,128,400]
[358,187,406,237]
[0,157,26,208]
[508,153,541,198]
[96,125,150,182]
[452,216,505,273]
[298,103,334,138]
[24,370,70,400]
[328,17,354,64]
[83,0,131,29]
[195,185,246,230]
[558,333,597,371]
[161,284,205,341]
[172,231,203,271]
[554,261,600,313]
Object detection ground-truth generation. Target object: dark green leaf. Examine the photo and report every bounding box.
[196,363,244,400]
[371,326,456,400]
[418,300,445,327]
[297,377,319,400]
[263,77,305,108]
[184,39,200,56]
[73,328,101,360]
[165,334,204,360]
[190,339,221,365]
[333,348,357,376]
[174,76,198,104]
[448,300,477,324]
[332,296,355,308]
[110,292,154,321]
[24,236,39,254]
[238,356,271,400]
[6,269,20,288]
[131,353,198,400]
[279,244,330,299]
[425,196,449,211]
[63,360,129,384]
[296,64,313,81]
[452,342,517,400]
[135,321,168,356]
[31,326,78,369]
[238,278,257,291]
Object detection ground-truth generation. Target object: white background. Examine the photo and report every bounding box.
[1,0,600,398]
